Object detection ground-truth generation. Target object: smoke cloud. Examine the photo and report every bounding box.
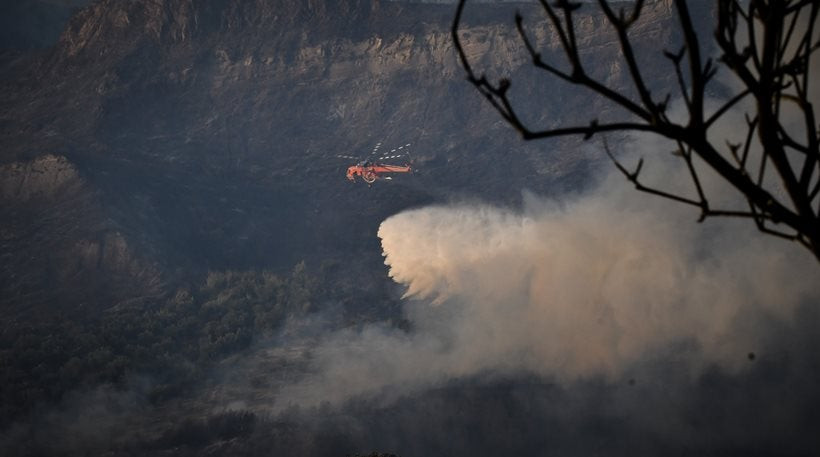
[274,160,819,411]
[271,1,820,418]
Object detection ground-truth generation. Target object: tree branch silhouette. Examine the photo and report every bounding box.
[452,0,820,261]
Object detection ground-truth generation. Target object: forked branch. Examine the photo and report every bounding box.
[452,0,820,261]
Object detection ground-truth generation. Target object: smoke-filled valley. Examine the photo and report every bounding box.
[1,0,819,456]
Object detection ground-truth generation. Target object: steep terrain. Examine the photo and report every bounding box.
[0,0,716,454]
[0,0,688,291]
[0,154,162,318]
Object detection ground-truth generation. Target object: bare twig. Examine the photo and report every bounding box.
[452,0,820,260]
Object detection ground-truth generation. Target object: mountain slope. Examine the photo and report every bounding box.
[0,0,693,442]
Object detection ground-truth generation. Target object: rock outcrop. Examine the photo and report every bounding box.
[0,155,161,318]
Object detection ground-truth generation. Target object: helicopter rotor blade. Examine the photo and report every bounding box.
[368,142,383,159]
[340,142,412,162]
[377,143,411,161]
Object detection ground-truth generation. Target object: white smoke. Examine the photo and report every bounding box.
[273,161,819,411]
[271,2,820,413]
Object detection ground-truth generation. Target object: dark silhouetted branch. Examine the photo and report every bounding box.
[452,0,820,261]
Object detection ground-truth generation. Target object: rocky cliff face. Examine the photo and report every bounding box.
[0,155,161,318]
[0,0,690,315]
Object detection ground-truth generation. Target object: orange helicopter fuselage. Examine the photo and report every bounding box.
[346,163,412,183]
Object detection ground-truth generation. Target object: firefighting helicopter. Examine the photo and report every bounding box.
[339,142,413,184]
